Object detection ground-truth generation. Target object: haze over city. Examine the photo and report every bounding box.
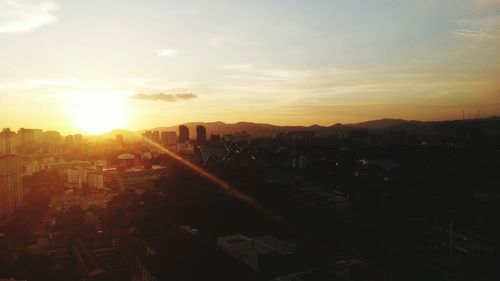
[1,0,499,134]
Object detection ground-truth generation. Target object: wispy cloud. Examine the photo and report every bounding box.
[0,78,73,90]
[28,78,74,87]
[0,0,58,33]
[131,93,197,102]
[220,63,255,71]
[157,48,178,57]
[220,64,358,82]
[127,78,161,87]
[453,16,500,40]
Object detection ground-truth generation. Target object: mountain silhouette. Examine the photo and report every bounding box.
[89,117,500,140]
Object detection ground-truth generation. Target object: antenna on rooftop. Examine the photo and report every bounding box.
[474,110,481,120]
[449,210,455,260]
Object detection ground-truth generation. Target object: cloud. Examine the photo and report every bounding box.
[157,48,178,57]
[220,64,358,82]
[220,63,255,71]
[127,78,160,87]
[453,16,500,40]
[28,78,74,87]
[0,0,58,33]
[0,78,73,90]
[131,93,197,102]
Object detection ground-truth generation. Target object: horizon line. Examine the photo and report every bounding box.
[2,115,499,137]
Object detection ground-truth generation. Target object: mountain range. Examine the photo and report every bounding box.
[91,117,500,141]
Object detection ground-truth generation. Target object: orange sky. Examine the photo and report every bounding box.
[0,0,499,134]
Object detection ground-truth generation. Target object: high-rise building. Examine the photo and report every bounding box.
[142,131,153,140]
[18,128,43,146]
[161,131,177,145]
[0,154,23,218]
[179,125,189,142]
[196,125,207,145]
[0,128,18,154]
[152,131,160,143]
[210,134,221,145]
[65,135,75,145]
[43,131,62,145]
[74,134,83,145]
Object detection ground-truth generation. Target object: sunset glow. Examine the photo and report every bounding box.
[1,1,500,280]
[67,91,128,134]
[0,0,499,133]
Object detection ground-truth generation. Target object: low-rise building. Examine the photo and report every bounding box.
[116,167,166,193]
[22,160,40,176]
[217,234,296,271]
[87,171,104,189]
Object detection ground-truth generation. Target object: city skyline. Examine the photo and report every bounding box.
[1,2,500,280]
[1,113,500,139]
[1,0,499,134]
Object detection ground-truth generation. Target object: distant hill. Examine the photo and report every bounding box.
[90,117,500,140]
[147,121,354,138]
[88,129,142,141]
[349,118,417,130]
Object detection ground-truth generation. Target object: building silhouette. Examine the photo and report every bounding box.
[161,131,177,145]
[153,131,161,143]
[179,125,189,143]
[210,134,221,145]
[196,125,207,145]
[18,128,43,146]
[43,130,62,145]
[74,134,83,144]
[65,135,75,145]
[142,130,153,140]
[0,128,18,154]
[0,154,23,218]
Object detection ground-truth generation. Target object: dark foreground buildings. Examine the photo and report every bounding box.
[1,118,500,281]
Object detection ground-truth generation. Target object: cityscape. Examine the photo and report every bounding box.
[1,118,500,280]
[1,1,500,281]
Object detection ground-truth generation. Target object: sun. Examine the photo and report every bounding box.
[67,90,128,134]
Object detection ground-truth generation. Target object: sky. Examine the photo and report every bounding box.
[0,0,499,134]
